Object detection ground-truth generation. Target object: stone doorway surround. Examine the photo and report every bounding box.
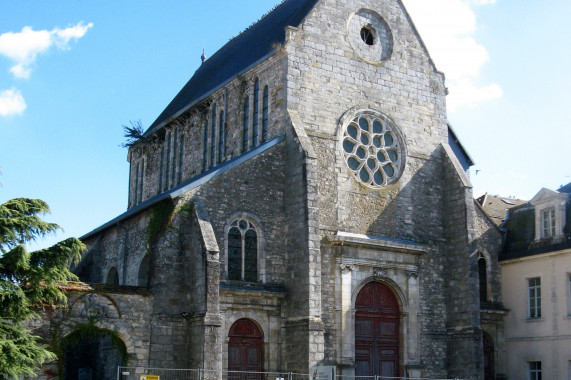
[329,232,426,378]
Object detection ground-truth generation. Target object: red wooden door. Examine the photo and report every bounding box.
[228,319,264,373]
[355,282,400,377]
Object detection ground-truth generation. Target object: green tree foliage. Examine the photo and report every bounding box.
[121,119,147,148]
[0,198,85,379]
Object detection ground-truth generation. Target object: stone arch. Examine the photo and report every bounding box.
[70,293,121,319]
[224,311,269,344]
[224,212,266,282]
[62,326,127,380]
[105,267,119,285]
[473,247,493,302]
[352,276,408,312]
[138,255,150,287]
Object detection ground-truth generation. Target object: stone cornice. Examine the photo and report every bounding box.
[328,231,427,255]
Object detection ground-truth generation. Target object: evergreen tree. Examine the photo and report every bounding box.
[0,198,85,379]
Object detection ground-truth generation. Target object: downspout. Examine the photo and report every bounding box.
[498,209,509,251]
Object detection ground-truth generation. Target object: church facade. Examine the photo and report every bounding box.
[70,0,506,378]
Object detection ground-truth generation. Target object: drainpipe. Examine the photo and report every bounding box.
[498,209,509,251]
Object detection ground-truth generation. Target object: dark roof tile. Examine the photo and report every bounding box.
[144,0,319,136]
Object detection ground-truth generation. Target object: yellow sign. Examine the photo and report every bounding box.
[139,375,160,380]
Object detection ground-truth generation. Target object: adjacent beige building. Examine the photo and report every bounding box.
[499,184,571,379]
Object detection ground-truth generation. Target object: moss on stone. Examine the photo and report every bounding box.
[146,199,176,255]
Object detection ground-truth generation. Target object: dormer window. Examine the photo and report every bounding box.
[530,187,567,242]
[542,208,556,238]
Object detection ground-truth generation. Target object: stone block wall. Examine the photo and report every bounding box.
[70,0,507,377]
[30,287,153,379]
[441,145,482,379]
[283,0,467,377]
[127,53,289,210]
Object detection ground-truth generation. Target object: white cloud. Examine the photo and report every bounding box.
[447,78,502,110]
[0,88,26,116]
[402,0,501,110]
[0,22,93,79]
[471,0,496,5]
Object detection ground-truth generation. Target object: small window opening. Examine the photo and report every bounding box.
[360,26,375,46]
[478,256,488,303]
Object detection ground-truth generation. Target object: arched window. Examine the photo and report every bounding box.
[134,162,140,204]
[252,79,259,147]
[202,121,208,171]
[227,219,258,282]
[171,129,178,187]
[262,85,268,143]
[165,131,171,191]
[138,256,150,287]
[106,267,119,286]
[242,97,249,153]
[159,146,165,191]
[218,110,225,163]
[478,254,488,303]
[210,104,217,167]
[178,133,184,184]
[137,158,144,203]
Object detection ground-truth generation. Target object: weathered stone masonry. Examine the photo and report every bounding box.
[47,0,508,379]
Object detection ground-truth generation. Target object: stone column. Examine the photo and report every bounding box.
[339,264,355,373]
[405,269,421,377]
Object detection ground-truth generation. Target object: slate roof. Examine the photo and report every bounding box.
[144,0,320,137]
[499,185,571,261]
[558,182,571,194]
[501,203,535,254]
[447,123,474,171]
[476,194,527,227]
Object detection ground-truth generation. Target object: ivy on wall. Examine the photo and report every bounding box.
[146,199,176,255]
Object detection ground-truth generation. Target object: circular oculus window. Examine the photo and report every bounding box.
[341,110,405,188]
[347,9,393,64]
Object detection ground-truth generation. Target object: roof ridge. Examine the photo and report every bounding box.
[144,0,320,136]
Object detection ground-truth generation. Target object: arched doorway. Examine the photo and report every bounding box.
[355,282,400,377]
[228,319,264,373]
[483,331,495,380]
[64,335,123,380]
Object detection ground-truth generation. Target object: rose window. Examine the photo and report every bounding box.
[342,111,405,188]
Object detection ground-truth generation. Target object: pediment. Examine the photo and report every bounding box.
[530,188,566,205]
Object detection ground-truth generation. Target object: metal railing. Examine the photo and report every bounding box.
[117,368,468,380]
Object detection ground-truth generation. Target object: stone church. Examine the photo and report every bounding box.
[68,0,507,378]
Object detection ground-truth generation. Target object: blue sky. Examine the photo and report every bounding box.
[1,0,570,251]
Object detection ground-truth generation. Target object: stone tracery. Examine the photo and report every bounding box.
[341,110,405,188]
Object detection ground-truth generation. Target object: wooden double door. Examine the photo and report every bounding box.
[355,282,400,378]
[228,319,264,374]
